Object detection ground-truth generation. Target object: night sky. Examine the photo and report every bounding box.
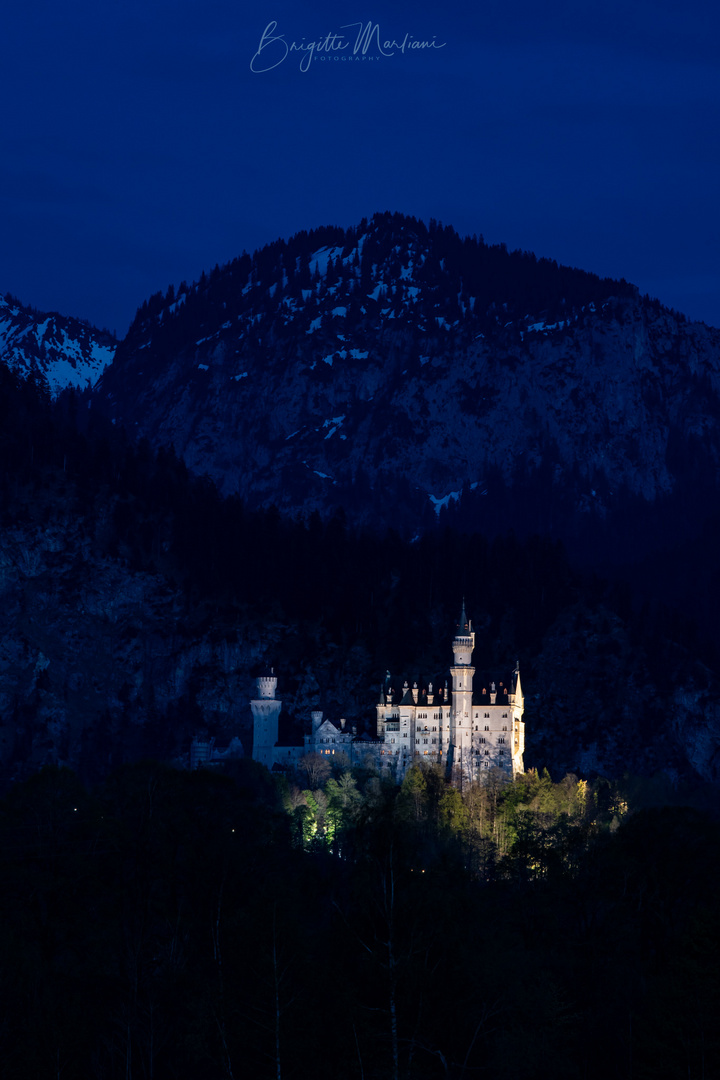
[2,0,719,335]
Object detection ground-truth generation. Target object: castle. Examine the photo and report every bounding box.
[250,605,525,786]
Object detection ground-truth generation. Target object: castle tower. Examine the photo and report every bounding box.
[250,669,282,769]
[509,661,526,777]
[449,602,475,785]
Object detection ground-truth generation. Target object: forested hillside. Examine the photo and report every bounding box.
[1,364,719,786]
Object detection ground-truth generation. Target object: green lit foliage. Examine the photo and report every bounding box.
[437,785,468,833]
[395,763,428,824]
[279,758,630,882]
[325,772,362,850]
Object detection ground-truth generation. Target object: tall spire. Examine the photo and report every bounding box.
[452,601,475,667]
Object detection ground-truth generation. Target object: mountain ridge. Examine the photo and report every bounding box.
[96,212,720,544]
[0,292,116,394]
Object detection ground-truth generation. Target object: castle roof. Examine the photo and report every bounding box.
[381,678,446,707]
[472,668,521,705]
[457,599,471,635]
[380,670,520,708]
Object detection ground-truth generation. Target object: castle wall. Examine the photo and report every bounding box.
[251,613,525,784]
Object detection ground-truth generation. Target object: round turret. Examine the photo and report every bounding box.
[256,670,277,699]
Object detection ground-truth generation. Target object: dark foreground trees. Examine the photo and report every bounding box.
[0,762,718,1079]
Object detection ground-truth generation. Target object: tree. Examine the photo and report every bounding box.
[438,786,468,833]
[297,753,331,790]
[395,765,428,824]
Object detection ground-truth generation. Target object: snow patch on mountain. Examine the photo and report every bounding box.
[0,295,115,394]
[429,489,463,514]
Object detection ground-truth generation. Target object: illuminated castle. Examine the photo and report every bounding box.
[251,605,525,785]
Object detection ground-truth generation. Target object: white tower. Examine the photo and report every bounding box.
[449,601,475,786]
[250,669,282,769]
[509,662,526,777]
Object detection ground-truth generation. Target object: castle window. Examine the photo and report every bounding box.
[502,713,508,718]
[499,749,504,756]
[498,737,505,744]
[423,739,428,744]
[502,725,507,731]
[484,713,489,718]
[484,761,489,768]
[480,737,485,744]
[484,725,489,731]
[432,738,436,744]
[484,750,489,756]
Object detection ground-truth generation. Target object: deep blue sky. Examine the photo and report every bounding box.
[2,0,719,334]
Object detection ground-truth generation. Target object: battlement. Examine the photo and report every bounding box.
[256,674,277,699]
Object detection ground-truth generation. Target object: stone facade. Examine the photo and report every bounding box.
[251,606,525,786]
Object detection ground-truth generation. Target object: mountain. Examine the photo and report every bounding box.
[0,353,718,791]
[0,293,115,393]
[2,213,720,790]
[97,211,720,551]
